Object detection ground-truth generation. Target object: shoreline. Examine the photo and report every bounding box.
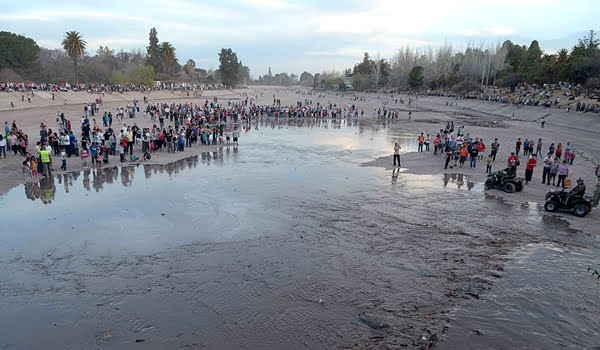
[0,143,229,195]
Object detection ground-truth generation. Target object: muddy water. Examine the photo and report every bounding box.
[0,119,598,349]
[441,244,600,349]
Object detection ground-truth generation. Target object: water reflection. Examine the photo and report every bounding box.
[443,173,476,191]
[22,155,202,205]
[16,119,416,206]
[23,175,57,204]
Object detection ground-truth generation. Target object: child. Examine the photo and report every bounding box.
[486,154,493,174]
[60,149,67,171]
[80,148,89,168]
[478,140,485,161]
[22,159,32,181]
[30,156,38,178]
[119,144,125,163]
[143,151,151,161]
[569,150,576,165]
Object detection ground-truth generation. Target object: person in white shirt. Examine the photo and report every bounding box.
[0,135,6,158]
[542,152,553,184]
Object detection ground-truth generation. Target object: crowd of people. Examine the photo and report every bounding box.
[3,90,366,184]
[396,120,600,208]
[426,81,600,113]
[3,96,251,182]
[0,81,227,94]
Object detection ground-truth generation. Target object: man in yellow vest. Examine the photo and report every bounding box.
[40,147,51,177]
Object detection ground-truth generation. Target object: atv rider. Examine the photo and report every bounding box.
[562,178,586,206]
[496,160,517,183]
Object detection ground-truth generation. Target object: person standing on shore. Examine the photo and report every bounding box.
[542,152,552,184]
[393,143,401,167]
[507,152,519,167]
[486,154,493,174]
[490,138,500,161]
[60,149,67,171]
[547,158,559,186]
[469,143,478,168]
[444,146,452,170]
[555,143,563,160]
[557,160,569,188]
[540,117,545,128]
[40,147,51,177]
[417,133,424,152]
[535,138,543,157]
[525,154,537,184]
[515,138,522,156]
[0,135,6,159]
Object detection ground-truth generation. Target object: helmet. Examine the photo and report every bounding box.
[577,177,584,184]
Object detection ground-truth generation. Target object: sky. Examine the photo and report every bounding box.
[0,0,598,77]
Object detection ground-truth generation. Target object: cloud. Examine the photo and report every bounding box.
[238,0,293,9]
[463,26,517,37]
[0,10,149,23]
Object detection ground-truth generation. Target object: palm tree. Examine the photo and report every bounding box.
[159,42,176,77]
[62,31,87,83]
[183,59,196,81]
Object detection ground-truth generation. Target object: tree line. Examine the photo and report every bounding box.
[0,29,250,88]
[347,30,600,95]
[1,29,599,94]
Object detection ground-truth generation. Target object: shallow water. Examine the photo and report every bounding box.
[0,118,598,349]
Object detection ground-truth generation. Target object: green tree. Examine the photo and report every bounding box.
[146,28,161,75]
[159,41,176,77]
[61,31,86,83]
[197,68,208,82]
[238,61,250,85]
[353,52,372,75]
[183,59,196,81]
[110,70,129,84]
[0,31,40,73]
[218,48,240,87]
[129,64,155,85]
[408,66,424,89]
[299,71,313,85]
[500,72,524,92]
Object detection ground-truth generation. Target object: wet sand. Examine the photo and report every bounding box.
[1,88,599,349]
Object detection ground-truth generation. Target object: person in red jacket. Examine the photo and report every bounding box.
[525,154,537,184]
[507,152,519,167]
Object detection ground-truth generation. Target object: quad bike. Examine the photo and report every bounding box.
[544,190,593,218]
[484,172,524,193]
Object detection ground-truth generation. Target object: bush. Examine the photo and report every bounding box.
[452,80,481,94]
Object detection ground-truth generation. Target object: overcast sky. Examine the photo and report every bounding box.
[1,0,597,77]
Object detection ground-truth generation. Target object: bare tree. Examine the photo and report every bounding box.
[371,52,382,89]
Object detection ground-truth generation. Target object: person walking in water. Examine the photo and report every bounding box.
[393,143,401,167]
